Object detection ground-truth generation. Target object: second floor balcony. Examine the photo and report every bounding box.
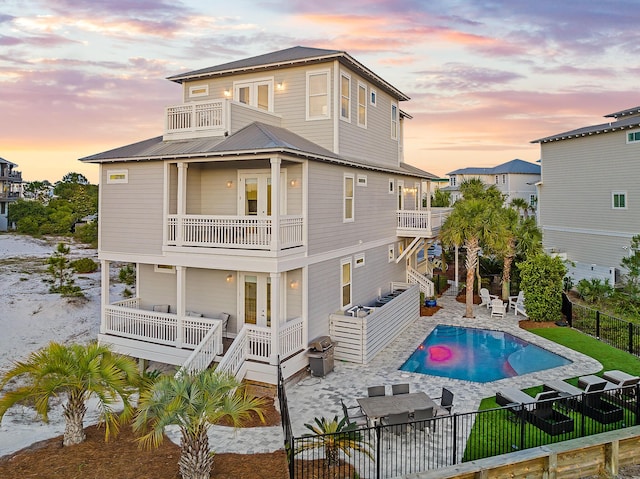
[164,98,282,141]
[396,208,452,238]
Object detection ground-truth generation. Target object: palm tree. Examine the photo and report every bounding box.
[133,369,266,479]
[510,197,530,219]
[0,342,140,446]
[296,415,373,469]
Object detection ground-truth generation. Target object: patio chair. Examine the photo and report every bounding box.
[479,288,498,309]
[433,387,454,414]
[412,406,435,432]
[152,304,170,313]
[392,383,410,395]
[490,299,506,319]
[508,291,524,312]
[340,399,368,427]
[381,411,410,435]
[368,385,386,397]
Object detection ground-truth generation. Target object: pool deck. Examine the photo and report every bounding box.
[285,294,602,436]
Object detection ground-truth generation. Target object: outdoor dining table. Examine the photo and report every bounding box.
[356,392,438,424]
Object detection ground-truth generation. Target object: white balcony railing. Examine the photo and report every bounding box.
[167,214,303,250]
[165,100,226,137]
[396,208,452,236]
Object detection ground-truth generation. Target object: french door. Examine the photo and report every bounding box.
[242,273,271,327]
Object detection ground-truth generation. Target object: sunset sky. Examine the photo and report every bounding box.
[2,0,638,184]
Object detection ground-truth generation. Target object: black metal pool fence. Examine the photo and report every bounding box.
[562,293,640,356]
[281,383,640,479]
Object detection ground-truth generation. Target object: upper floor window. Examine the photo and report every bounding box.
[306,70,330,120]
[357,82,367,128]
[391,102,398,140]
[495,175,499,184]
[189,84,208,98]
[344,174,354,222]
[370,89,377,106]
[388,178,395,194]
[340,72,351,121]
[450,176,456,187]
[502,174,506,184]
[627,130,640,143]
[233,78,273,111]
[107,169,128,184]
[613,191,627,209]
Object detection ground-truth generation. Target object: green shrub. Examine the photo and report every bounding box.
[71,257,98,274]
[576,278,613,305]
[119,264,136,286]
[518,253,566,322]
[73,221,98,247]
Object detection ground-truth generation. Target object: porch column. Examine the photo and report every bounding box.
[100,260,110,334]
[270,157,281,251]
[270,272,281,365]
[176,266,186,348]
[176,162,188,246]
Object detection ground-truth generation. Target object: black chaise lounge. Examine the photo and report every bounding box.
[543,378,624,424]
[496,387,574,436]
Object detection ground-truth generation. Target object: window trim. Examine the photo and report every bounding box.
[450,176,456,187]
[388,178,395,194]
[340,71,351,122]
[340,257,352,310]
[233,77,274,112]
[344,174,355,222]
[388,244,395,263]
[391,102,398,140]
[502,174,507,184]
[189,84,209,98]
[612,191,627,209]
[627,129,640,144]
[306,69,330,120]
[357,174,367,187]
[357,81,367,128]
[154,264,176,274]
[370,88,377,106]
[355,253,365,268]
[529,194,537,207]
[107,169,128,184]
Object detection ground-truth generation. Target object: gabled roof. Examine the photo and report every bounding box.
[166,46,410,101]
[80,122,437,180]
[0,157,18,167]
[532,108,640,143]
[447,159,540,176]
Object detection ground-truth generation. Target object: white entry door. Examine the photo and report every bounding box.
[242,273,271,327]
[239,172,271,217]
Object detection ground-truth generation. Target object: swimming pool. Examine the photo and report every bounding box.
[399,324,572,382]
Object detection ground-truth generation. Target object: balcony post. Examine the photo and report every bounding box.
[176,162,188,246]
[176,266,186,348]
[100,260,109,334]
[270,272,281,365]
[270,157,281,251]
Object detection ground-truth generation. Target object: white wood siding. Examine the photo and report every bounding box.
[307,161,400,255]
[100,161,164,254]
[540,130,640,268]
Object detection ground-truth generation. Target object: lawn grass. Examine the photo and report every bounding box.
[463,327,640,462]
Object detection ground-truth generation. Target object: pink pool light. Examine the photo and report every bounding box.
[428,345,453,362]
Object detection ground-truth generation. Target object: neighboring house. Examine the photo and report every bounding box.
[444,159,540,210]
[0,157,22,231]
[532,106,640,285]
[80,46,447,384]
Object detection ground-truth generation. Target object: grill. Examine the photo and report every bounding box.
[307,335,336,377]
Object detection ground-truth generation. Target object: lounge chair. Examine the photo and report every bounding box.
[496,387,573,436]
[480,288,498,309]
[602,370,640,389]
[601,370,639,410]
[543,379,623,424]
[490,299,506,319]
[392,383,410,395]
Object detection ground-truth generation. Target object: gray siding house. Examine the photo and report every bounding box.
[80,47,447,384]
[0,158,22,231]
[532,106,640,284]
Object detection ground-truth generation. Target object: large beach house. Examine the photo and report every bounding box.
[80,47,447,384]
[0,157,22,231]
[532,106,640,284]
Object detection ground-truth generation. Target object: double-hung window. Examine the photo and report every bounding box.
[306,70,330,120]
[344,174,354,222]
[613,191,627,209]
[357,82,367,127]
[391,102,398,140]
[340,72,351,121]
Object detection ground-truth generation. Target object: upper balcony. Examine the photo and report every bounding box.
[0,171,22,183]
[163,98,282,141]
[396,207,452,238]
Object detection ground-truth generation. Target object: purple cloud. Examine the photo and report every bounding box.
[414,63,524,91]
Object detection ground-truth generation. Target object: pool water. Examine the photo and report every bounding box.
[399,324,572,383]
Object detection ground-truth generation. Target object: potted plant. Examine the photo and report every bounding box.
[425,296,437,308]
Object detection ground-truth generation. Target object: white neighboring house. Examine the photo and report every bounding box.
[80,46,449,384]
[0,157,22,231]
[443,159,540,211]
[531,106,640,285]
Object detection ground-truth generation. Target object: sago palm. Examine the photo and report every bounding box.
[133,369,266,479]
[296,415,373,468]
[0,341,140,446]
